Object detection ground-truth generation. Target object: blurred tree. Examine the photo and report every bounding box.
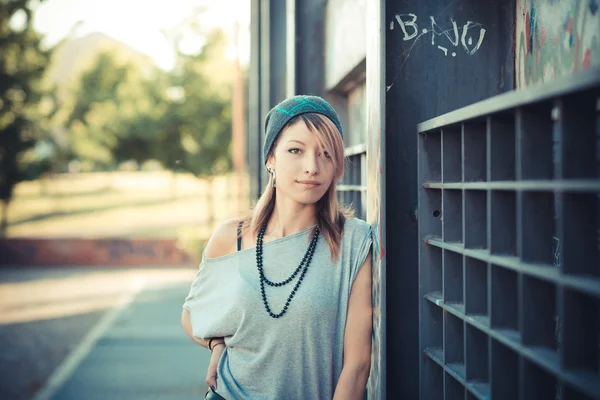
[113,74,170,165]
[65,51,169,171]
[0,0,53,235]
[155,29,232,211]
[61,22,233,220]
[65,52,128,169]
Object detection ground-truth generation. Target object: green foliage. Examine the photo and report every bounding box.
[64,27,233,177]
[64,52,151,169]
[0,0,53,206]
[0,3,235,236]
[155,29,233,177]
[66,52,129,126]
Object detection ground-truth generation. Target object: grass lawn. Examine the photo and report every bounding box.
[5,172,250,243]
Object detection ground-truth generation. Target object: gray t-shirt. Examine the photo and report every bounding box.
[183,217,372,400]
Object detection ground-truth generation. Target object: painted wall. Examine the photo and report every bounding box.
[516,0,600,88]
[325,0,367,89]
[366,1,385,396]
[385,0,514,398]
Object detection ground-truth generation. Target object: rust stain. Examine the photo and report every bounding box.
[583,48,591,69]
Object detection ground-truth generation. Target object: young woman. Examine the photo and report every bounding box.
[181,95,373,400]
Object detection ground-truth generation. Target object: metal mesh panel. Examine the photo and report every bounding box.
[418,69,600,400]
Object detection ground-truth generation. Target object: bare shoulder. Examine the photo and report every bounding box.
[203,218,244,259]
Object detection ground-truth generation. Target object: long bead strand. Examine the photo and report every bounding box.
[256,224,319,318]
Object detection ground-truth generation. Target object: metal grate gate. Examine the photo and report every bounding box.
[417,69,600,400]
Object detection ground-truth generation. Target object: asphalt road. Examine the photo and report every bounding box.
[0,267,210,400]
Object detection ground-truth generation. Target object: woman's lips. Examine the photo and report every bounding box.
[297,180,321,189]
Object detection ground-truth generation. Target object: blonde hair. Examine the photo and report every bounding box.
[242,113,354,262]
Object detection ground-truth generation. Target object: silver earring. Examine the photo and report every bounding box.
[271,169,276,188]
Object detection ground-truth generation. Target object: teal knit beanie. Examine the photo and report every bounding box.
[263,95,343,166]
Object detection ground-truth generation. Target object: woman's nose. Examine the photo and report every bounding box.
[304,155,320,175]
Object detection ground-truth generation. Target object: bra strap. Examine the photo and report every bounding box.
[237,221,243,251]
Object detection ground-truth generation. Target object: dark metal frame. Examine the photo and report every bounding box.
[418,67,600,399]
[384,1,515,397]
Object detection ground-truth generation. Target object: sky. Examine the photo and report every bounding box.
[30,0,250,70]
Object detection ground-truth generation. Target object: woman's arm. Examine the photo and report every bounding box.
[182,308,227,389]
[180,218,241,347]
[333,250,373,400]
[181,308,211,348]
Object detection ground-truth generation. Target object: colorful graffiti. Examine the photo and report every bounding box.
[366,1,386,398]
[516,0,600,87]
[390,13,487,58]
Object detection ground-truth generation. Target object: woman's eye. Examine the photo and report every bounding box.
[324,151,331,158]
[289,148,301,154]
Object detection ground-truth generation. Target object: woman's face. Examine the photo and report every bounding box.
[268,121,336,205]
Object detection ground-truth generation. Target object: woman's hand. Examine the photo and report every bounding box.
[206,342,226,390]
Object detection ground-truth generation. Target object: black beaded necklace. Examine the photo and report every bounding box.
[256,223,320,318]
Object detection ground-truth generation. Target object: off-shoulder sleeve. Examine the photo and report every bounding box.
[347,219,373,285]
[182,256,241,340]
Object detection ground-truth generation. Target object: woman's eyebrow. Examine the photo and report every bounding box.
[286,140,306,145]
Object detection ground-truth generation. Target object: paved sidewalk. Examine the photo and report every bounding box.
[37,276,210,400]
